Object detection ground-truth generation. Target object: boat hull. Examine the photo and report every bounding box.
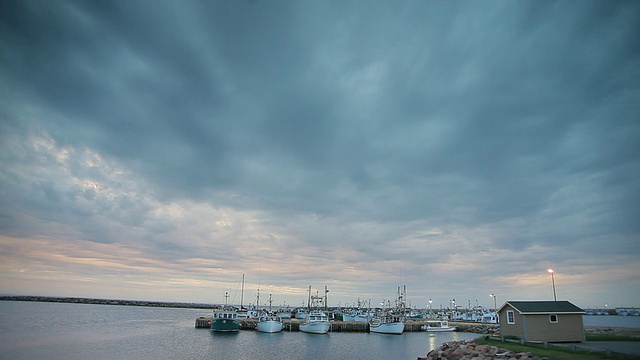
[425,326,456,332]
[369,321,404,334]
[257,320,284,333]
[299,321,331,334]
[210,319,240,332]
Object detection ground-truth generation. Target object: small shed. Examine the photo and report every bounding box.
[497,300,585,343]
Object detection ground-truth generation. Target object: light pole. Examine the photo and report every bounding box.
[547,268,557,301]
[490,293,497,312]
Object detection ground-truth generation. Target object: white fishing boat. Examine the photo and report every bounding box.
[341,312,356,322]
[369,286,407,335]
[369,314,404,334]
[299,310,331,334]
[257,313,284,333]
[299,285,331,334]
[480,311,498,324]
[256,294,284,333]
[354,314,371,322]
[276,308,292,319]
[295,309,308,319]
[422,320,456,332]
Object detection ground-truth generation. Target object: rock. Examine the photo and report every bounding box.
[418,340,540,360]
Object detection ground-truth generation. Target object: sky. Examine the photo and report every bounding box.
[1,0,639,311]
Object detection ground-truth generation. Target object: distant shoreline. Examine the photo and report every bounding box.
[0,295,215,309]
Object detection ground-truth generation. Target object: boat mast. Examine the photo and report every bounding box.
[240,274,245,310]
[307,285,311,310]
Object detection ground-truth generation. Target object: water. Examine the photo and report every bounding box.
[0,301,480,360]
[583,314,640,328]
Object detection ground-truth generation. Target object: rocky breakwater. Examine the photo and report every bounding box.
[454,323,499,335]
[418,340,548,360]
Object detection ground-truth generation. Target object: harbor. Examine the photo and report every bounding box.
[195,317,497,334]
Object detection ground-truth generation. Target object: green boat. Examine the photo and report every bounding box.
[210,308,240,332]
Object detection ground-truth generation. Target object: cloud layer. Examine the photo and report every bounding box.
[1,0,639,309]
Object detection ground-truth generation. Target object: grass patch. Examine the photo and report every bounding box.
[474,337,632,360]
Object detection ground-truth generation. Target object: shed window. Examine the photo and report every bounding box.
[549,314,558,323]
[507,310,515,324]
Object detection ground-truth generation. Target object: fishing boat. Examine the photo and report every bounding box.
[276,308,292,319]
[299,310,331,334]
[210,307,240,332]
[353,309,374,322]
[299,285,331,334]
[211,275,244,332]
[369,285,407,335]
[295,308,308,320]
[256,294,284,333]
[422,320,456,332]
[480,311,498,324]
[257,313,284,333]
[369,313,404,334]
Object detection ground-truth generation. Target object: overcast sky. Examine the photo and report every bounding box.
[1,0,639,310]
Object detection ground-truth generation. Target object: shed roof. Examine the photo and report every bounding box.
[499,301,584,314]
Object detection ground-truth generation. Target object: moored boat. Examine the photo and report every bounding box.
[298,285,331,334]
[299,310,331,334]
[369,314,404,334]
[256,294,284,333]
[422,320,456,332]
[257,313,284,333]
[276,308,292,319]
[369,285,408,335]
[295,308,308,320]
[210,307,240,332]
[480,311,498,324]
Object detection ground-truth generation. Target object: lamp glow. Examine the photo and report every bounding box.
[547,268,557,301]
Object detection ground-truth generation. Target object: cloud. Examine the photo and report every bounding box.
[1,0,639,307]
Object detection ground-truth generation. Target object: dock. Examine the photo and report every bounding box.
[196,317,428,332]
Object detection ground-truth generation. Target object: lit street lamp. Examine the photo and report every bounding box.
[547,268,557,301]
[489,293,497,312]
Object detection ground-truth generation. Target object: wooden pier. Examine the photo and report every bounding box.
[195,317,427,332]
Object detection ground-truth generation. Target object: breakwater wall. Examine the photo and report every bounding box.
[1,295,214,309]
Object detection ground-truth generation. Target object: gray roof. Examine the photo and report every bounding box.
[499,301,584,314]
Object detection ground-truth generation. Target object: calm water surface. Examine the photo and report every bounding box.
[0,301,479,360]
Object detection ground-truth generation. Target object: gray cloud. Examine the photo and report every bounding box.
[1,0,639,307]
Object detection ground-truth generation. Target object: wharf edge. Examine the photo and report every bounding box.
[195,318,494,333]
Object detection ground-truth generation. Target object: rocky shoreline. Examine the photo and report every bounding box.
[418,340,547,360]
